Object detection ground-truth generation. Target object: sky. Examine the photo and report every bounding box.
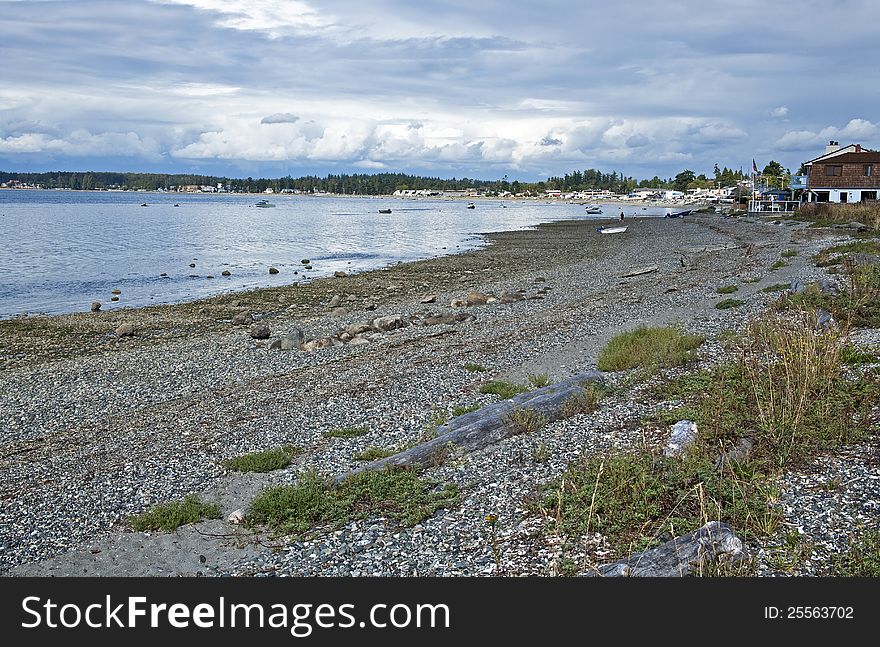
[1,0,879,182]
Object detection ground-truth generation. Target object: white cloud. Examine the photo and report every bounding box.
[261,113,299,125]
[775,118,879,151]
[152,0,332,36]
[768,106,789,118]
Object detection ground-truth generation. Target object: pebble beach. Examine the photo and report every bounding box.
[2,212,877,576]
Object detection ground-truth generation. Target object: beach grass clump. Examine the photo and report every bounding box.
[463,363,487,373]
[716,285,739,294]
[840,344,877,365]
[770,260,788,270]
[797,202,880,231]
[762,283,790,293]
[323,426,370,439]
[451,403,481,417]
[527,372,552,388]
[503,407,548,435]
[352,446,397,462]
[715,298,744,310]
[221,445,302,473]
[596,326,704,372]
[247,469,459,536]
[479,380,529,399]
[560,383,606,418]
[781,249,798,258]
[778,262,880,327]
[130,495,221,532]
[832,530,880,576]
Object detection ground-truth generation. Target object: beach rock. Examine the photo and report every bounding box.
[301,336,342,352]
[372,314,407,332]
[846,221,868,231]
[346,321,373,336]
[466,291,490,306]
[328,295,341,308]
[221,270,231,276]
[498,291,524,304]
[227,509,246,524]
[331,307,348,317]
[304,264,313,270]
[249,324,271,340]
[423,314,455,326]
[269,339,282,350]
[268,267,279,275]
[334,271,348,278]
[115,323,135,337]
[450,298,466,308]
[189,263,196,268]
[346,294,358,302]
[455,313,476,323]
[816,309,835,330]
[232,311,253,326]
[348,335,371,346]
[160,272,167,277]
[421,295,437,304]
[90,301,101,312]
[818,278,838,295]
[339,332,353,342]
[111,289,121,295]
[365,303,377,311]
[231,300,241,307]
[301,259,310,265]
[664,420,698,457]
[533,277,546,283]
[110,296,120,302]
[790,279,806,294]
[715,437,755,470]
[591,522,744,577]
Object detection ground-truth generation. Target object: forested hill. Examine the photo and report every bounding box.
[0,166,747,194]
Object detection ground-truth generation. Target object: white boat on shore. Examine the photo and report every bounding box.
[597,226,627,234]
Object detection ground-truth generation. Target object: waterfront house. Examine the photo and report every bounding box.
[803,141,879,203]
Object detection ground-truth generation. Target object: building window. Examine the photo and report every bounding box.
[865,164,874,177]
[825,165,843,176]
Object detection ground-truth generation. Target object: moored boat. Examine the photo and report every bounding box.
[255,199,275,208]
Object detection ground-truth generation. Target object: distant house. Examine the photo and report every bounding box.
[803,141,879,203]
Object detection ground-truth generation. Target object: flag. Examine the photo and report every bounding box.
[752,159,759,174]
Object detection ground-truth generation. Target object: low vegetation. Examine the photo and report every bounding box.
[451,403,481,417]
[479,380,529,399]
[130,495,221,532]
[221,445,302,473]
[543,308,879,562]
[762,283,790,293]
[527,372,552,388]
[831,530,880,576]
[716,285,738,294]
[247,469,459,536]
[797,202,880,231]
[596,326,704,372]
[503,407,548,435]
[560,383,606,418]
[777,261,880,327]
[770,260,787,270]
[715,298,744,310]
[463,363,487,373]
[352,446,397,462]
[781,249,798,258]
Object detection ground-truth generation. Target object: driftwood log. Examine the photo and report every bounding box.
[588,521,744,577]
[336,371,604,483]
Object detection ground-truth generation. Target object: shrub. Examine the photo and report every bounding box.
[353,446,397,461]
[503,407,548,435]
[464,363,487,373]
[715,299,744,310]
[248,469,459,536]
[832,530,880,576]
[716,285,739,294]
[479,380,528,399]
[597,326,704,372]
[451,403,481,417]
[130,495,221,532]
[323,427,369,439]
[221,445,302,473]
[527,372,552,387]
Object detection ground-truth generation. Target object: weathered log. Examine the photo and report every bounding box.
[588,521,744,577]
[336,371,604,482]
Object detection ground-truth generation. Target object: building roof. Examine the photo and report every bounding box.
[811,151,880,164]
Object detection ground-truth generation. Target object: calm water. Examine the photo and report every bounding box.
[0,190,671,317]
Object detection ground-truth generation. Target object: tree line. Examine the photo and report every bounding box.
[0,165,755,195]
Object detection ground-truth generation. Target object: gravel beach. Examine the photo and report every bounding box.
[2,213,875,576]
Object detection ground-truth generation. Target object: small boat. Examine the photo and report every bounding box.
[585,205,603,214]
[140,203,148,207]
[597,226,627,234]
[466,202,475,209]
[665,209,691,218]
[255,199,275,208]
[378,208,392,214]
[173,203,180,207]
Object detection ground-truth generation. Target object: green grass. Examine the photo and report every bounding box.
[451,403,481,417]
[743,277,761,284]
[781,249,798,258]
[596,326,704,372]
[247,469,459,536]
[479,380,529,399]
[840,344,877,365]
[832,530,880,576]
[777,263,880,327]
[221,445,302,473]
[560,383,607,417]
[770,260,788,270]
[715,298,744,310]
[527,372,552,387]
[502,407,548,435]
[716,285,739,294]
[352,446,397,461]
[130,495,221,532]
[323,426,369,439]
[463,363,487,373]
[762,283,790,293]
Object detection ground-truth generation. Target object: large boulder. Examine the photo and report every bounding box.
[249,324,271,339]
[466,291,490,306]
[232,311,253,326]
[372,314,408,332]
[280,330,305,350]
[346,321,373,337]
[115,323,135,337]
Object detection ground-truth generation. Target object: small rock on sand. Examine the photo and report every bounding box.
[249,324,271,339]
[115,323,135,337]
[269,267,279,275]
[90,302,101,312]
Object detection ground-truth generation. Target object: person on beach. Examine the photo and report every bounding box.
[619,211,624,220]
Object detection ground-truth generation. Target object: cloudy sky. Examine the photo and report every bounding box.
[1,0,878,181]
